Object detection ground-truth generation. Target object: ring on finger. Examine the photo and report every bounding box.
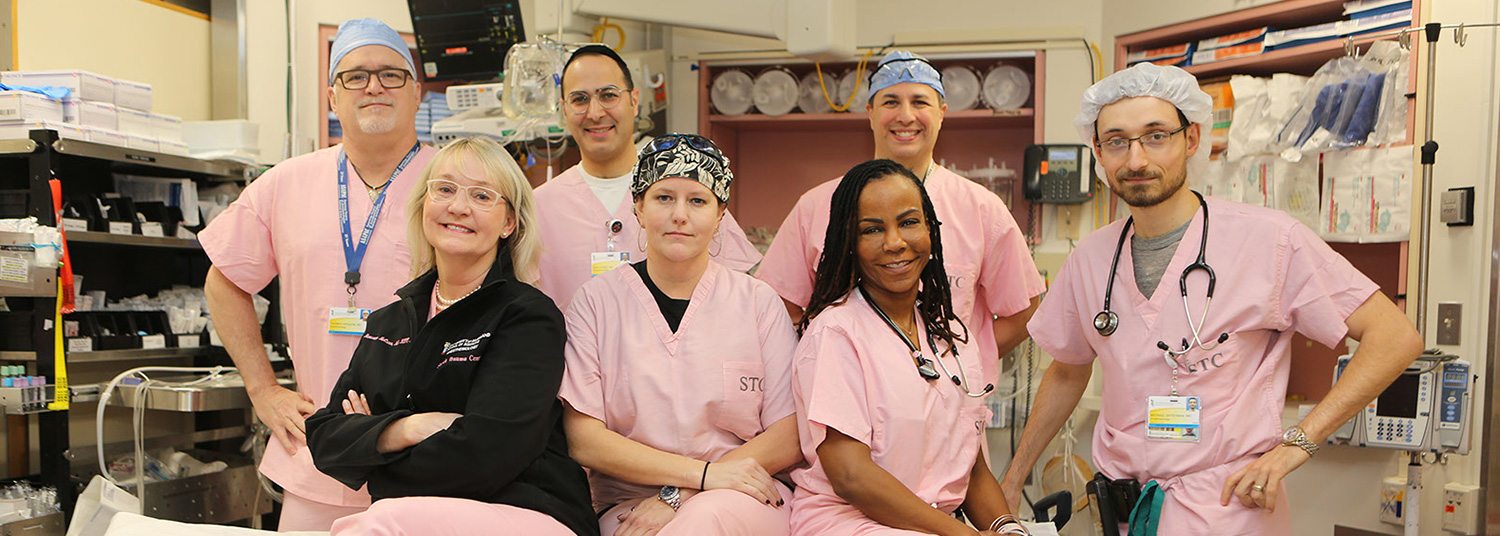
[1251,484,1264,493]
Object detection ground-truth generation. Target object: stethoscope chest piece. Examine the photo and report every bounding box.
[1094,311,1119,336]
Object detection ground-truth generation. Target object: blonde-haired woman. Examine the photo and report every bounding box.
[307,137,598,536]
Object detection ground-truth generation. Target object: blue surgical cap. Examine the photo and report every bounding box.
[867,50,945,101]
[327,18,415,85]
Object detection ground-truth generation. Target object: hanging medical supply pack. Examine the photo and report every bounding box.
[1319,146,1412,243]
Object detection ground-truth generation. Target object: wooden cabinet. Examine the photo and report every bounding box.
[696,51,1046,241]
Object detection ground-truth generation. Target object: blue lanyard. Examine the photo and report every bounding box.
[338,143,421,304]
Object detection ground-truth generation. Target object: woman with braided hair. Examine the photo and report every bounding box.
[789,159,1028,536]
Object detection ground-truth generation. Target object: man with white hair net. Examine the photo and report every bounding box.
[202,17,437,530]
[759,49,1044,392]
[999,63,1420,534]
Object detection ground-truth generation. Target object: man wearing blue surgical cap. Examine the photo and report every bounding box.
[759,46,1045,418]
[200,17,438,531]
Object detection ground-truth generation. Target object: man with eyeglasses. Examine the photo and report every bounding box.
[1001,63,1420,534]
[201,18,437,530]
[758,49,1045,393]
[533,44,760,308]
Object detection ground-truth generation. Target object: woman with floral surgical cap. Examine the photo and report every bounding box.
[560,134,802,536]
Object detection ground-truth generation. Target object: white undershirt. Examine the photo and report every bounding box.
[579,167,633,214]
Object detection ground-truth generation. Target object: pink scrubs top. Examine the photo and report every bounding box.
[559,260,798,510]
[200,144,437,507]
[757,166,1044,385]
[1027,198,1377,534]
[533,164,763,308]
[789,290,991,536]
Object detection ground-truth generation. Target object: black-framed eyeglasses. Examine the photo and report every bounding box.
[1095,124,1189,156]
[426,179,507,211]
[563,86,626,114]
[642,134,726,165]
[335,69,412,91]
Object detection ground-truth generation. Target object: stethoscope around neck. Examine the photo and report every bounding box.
[860,286,994,398]
[1092,191,1229,357]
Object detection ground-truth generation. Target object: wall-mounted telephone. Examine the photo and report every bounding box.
[1023,144,1095,204]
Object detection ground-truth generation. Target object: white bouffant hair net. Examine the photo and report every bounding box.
[1074,62,1213,179]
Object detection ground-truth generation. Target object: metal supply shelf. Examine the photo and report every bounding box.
[0,128,259,522]
[66,231,201,250]
[0,347,220,363]
[49,138,255,180]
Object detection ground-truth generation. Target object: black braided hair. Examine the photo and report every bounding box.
[797,159,969,354]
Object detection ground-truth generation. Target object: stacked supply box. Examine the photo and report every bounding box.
[1192,28,1268,65]
[1126,43,1193,68]
[0,91,63,123]
[0,70,110,143]
[1,70,165,150]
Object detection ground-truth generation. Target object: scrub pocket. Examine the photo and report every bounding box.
[944,262,979,320]
[719,361,767,441]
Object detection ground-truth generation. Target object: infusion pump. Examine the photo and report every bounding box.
[1326,355,1473,454]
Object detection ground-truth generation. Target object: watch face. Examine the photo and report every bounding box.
[659,486,678,500]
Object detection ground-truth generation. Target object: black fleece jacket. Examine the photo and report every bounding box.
[305,255,597,536]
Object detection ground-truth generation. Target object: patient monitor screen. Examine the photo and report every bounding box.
[1375,374,1420,419]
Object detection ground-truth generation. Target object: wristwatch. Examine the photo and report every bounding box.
[1282,425,1320,456]
[658,485,683,511]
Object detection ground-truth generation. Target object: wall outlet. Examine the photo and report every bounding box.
[1442,483,1481,534]
[1380,477,1405,525]
[1055,205,1082,241]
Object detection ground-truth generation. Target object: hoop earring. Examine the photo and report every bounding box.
[637,223,648,252]
[709,229,722,257]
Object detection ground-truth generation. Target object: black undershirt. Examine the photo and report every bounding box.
[632,260,690,332]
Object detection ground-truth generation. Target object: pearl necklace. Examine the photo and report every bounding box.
[435,280,478,308]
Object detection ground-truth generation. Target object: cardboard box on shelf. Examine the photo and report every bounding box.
[151,113,182,142]
[125,133,159,153]
[84,127,128,147]
[1199,78,1234,157]
[1,70,114,102]
[114,79,153,112]
[61,99,117,130]
[0,91,63,123]
[116,107,154,137]
[0,120,87,142]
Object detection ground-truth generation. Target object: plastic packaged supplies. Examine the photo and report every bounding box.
[1274,42,1408,160]
[1319,146,1412,243]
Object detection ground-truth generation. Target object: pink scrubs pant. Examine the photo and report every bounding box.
[330,496,575,536]
[598,482,791,536]
[279,491,366,532]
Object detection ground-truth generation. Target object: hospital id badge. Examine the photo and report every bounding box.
[1145,395,1202,442]
[328,307,372,336]
[591,251,629,277]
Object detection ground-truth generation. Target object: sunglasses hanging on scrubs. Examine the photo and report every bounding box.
[860,286,994,398]
[1093,192,1230,355]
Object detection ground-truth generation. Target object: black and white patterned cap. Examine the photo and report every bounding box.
[631,134,734,203]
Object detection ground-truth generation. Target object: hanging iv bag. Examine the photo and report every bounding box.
[503,43,564,120]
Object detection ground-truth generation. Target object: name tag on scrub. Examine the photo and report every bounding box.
[329,307,372,335]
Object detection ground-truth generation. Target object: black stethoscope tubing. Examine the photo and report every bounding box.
[859,285,994,398]
[1093,192,1228,352]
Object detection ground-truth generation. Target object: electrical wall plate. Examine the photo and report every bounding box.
[1440,187,1474,226]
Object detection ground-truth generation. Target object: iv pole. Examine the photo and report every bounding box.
[1352,19,1500,536]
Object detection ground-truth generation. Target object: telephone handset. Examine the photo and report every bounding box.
[1023,144,1095,204]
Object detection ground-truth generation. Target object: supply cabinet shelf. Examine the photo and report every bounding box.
[66,231,201,250]
[1112,0,1422,402]
[698,51,1045,240]
[0,128,265,525]
[0,347,222,364]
